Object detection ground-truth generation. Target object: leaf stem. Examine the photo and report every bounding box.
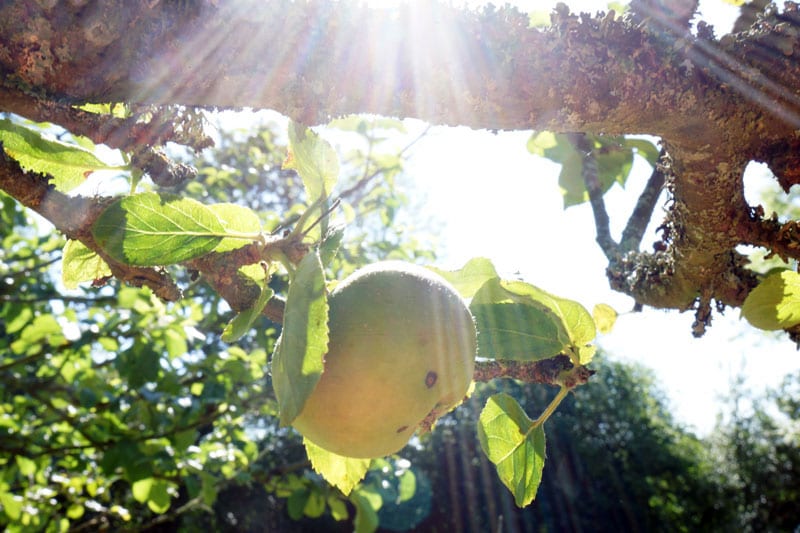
[532,386,570,428]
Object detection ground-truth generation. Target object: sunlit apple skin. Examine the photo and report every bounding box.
[292,261,477,459]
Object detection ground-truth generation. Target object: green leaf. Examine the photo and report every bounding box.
[502,280,596,364]
[593,303,618,334]
[132,478,173,514]
[287,489,308,520]
[207,203,262,253]
[397,470,416,504]
[470,278,569,361]
[271,251,329,426]
[328,495,349,521]
[15,456,36,477]
[741,270,800,330]
[304,438,370,496]
[284,122,339,203]
[62,239,112,289]
[350,487,381,533]
[0,118,125,192]
[0,491,22,520]
[221,269,274,343]
[477,393,546,507]
[528,131,640,208]
[92,192,228,266]
[319,225,345,267]
[303,489,326,518]
[428,257,499,299]
[623,138,660,166]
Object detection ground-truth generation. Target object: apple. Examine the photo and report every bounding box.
[292,261,477,458]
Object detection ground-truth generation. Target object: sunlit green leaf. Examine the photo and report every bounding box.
[92,192,227,266]
[132,478,173,514]
[502,280,596,364]
[304,489,326,518]
[477,393,545,507]
[350,486,382,533]
[397,470,416,504]
[0,492,22,520]
[222,267,274,343]
[470,278,569,361]
[328,495,349,521]
[429,257,499,299]
[271,251,328,426]
[593,303,617,334]
[284,122,339,203]
[528,132,642,208]
[207,203,262,253]
[0,118,125,192]
[319,225,345,266]
[15,456,36,477]
[304,438,370,496]
[62,239,112,289]
[741,270,800,330]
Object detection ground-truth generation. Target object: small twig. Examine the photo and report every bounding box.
[568,133,619,259]
[619,148,667,252]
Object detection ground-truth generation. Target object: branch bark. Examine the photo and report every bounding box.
[1,0,799,324]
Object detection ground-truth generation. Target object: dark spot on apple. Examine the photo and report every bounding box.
[425,371,437,388]
[396,425,409,433]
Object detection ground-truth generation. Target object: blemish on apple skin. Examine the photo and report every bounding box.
[396,425,409,433]
[425,371,437,388]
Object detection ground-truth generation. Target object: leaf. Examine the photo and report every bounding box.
[92,192,227,266]
[132,478,173,514]
[207,203,262,253]
[741,270,800,330]
[284,122,339,203]
[304,438,370,496]
[319,225,345,267]
[0,491,22,520]
[593,303,618,334]
[350,487,381,533]
[428,257,499,299]
[62,239,112,289]
[528,131,640,208]
[221,268,274,343]
[287,489,310,520]
[328,495,349,521]
[470,278,570,361]
[623,138,660,166]
[396,470,416,504]
[0,118,125,192]
[15,456,37,477]
[502,280,596,364]
[477,393,546,507]
[271,251,329,426]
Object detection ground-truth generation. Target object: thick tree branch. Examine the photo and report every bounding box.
[2,0,800,327]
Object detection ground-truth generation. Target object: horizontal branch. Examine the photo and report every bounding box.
[473,355,593,387]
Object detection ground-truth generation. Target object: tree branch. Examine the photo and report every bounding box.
[569,133,619,259]
[619,149,667,252]
[2,0,800,328]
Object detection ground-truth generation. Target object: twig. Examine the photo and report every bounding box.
[473,355,574,385]
[619,148,667,252]
[568,133,619,259]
